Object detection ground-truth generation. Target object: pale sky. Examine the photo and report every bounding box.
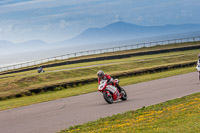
[0,0,200,43]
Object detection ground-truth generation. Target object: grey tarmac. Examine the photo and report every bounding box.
[0,72,199,133]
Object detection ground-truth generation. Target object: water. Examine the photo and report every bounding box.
[0,32,200,69]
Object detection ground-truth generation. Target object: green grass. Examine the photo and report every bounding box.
[60,92,200,133]
[0,48,198,99]
[1,41,200,78]
[0,41,199,110]
[0,66,196,111]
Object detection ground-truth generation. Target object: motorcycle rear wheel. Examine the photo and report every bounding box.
[103,92,113,104]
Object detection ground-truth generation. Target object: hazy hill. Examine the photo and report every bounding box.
[1,21,200,55]
[0,40,48,55]
[62,21,200,44]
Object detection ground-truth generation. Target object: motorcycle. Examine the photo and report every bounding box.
[196,65,200,81]
[196,64,200,72]
[98,79,127,104]
[37,67,45,73]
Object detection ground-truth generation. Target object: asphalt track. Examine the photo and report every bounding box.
[0,72,199,133]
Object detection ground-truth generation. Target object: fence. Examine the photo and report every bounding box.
[1,36,200,72]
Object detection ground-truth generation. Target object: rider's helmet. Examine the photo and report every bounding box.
[198,54,200,58]
[97,70,104,79]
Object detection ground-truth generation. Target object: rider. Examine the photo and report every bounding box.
[37,66,44,73]
[197,54,200,71]
[97,70,122,92]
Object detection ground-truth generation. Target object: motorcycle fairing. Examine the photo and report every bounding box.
[106,85,121,100]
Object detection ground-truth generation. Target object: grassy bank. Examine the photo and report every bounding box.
[0,48,199,99]
[1,48,199,79]
[1,41,200,77]
[60,92,200,133]
[0,66,195,111]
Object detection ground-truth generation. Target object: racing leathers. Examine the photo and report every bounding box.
[98,74,122,92]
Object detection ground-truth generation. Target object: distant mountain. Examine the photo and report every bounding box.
[1,21,200,55]
[60,21,200,45]
[18,40,47,46]
[0,40,14,46]
[0,40,49,55]
[17,40,48,49]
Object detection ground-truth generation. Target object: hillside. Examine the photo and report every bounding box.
[64,21,200,44]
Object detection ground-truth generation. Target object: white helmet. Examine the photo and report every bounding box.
[97,70,104,78]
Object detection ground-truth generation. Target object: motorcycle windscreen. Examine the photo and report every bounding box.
[98,80,107,91]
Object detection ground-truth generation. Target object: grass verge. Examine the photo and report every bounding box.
[1,41,200,76]
[0,48,199,99]
[0,66,196,111]
[60,92,200,133]
[1,47,199,79]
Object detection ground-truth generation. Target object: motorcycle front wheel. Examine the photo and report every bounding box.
[103,92,113,104]
[120,88,127,101]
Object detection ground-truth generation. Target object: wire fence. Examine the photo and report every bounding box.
[1,36,200,72]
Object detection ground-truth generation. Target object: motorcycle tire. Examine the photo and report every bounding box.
[120,88,127,101]
[103,92,113,104]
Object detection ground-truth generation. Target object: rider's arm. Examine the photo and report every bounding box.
[98,78,101,85]
[105,74,111,80]
[105,74,113,84]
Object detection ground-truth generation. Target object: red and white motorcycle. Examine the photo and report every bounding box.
[196,64,200,81]
[98,79,127,104]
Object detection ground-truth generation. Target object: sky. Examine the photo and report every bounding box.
[0,0,200,43]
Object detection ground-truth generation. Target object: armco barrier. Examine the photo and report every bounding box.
[0,61,196,100]
[1,44,200,76]
[0,36,200,73]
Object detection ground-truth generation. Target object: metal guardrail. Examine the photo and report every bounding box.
[1,36,200,72]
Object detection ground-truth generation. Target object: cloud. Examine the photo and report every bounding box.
[0,0,101,14]
[1,0,200,43]
[115,14,123,22]
[0,24,15,33]
[42,20,71,31]
[59,20,71,29]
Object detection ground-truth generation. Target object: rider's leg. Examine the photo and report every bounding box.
[112,79,123,92]
[115,83,122,92]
